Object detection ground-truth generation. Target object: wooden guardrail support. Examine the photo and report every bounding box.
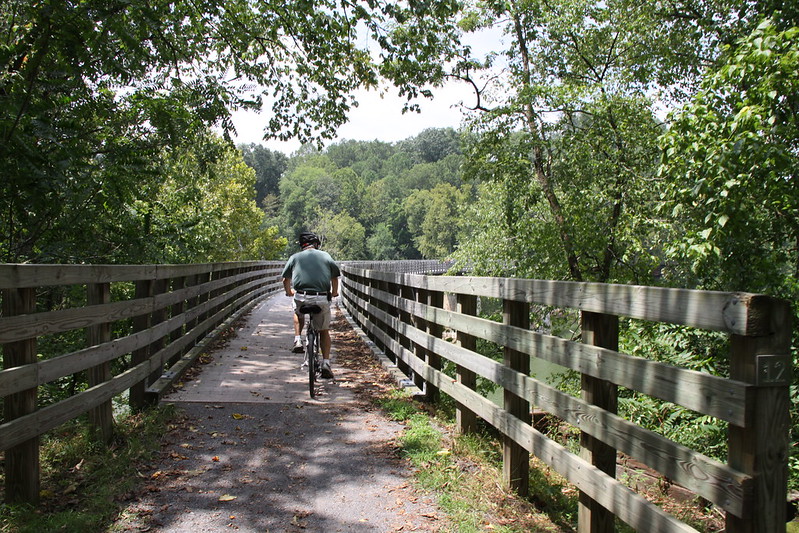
[455,293,478,434]
[503,297,530,497]
[401,284,423,391]
[130,279,153,411]
[425,289,444,403]
[727,296,792,533]
[578,311,619,533]
[86,282,114,444]
[337,263,794,531]
[168,276,186,367]
[0,261,283,506]
[146,278,169,392]
[2,287,39,504]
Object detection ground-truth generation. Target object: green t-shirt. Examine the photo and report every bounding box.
[281,248,341,292]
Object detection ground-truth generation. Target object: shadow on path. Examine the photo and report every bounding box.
[111,295,443,532]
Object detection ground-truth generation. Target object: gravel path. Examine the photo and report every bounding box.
[111,295,445,532]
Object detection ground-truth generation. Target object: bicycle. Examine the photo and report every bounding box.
[299,303,322,398]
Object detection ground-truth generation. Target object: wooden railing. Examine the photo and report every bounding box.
[0,262,283,503]
[339,263,793,533]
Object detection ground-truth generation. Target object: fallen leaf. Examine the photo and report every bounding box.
[218,494,237,502]
[212,456,220,462]
[232,413,245,420]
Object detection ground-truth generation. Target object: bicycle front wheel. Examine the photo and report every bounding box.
[307,329,316,398]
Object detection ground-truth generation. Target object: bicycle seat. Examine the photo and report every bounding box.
[299,304,322,314]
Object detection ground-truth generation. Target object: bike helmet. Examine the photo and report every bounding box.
[298,231,321,248]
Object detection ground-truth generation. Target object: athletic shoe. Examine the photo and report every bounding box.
[292,339,304,353]
[321,360,334,379]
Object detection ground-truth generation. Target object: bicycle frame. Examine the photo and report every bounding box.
[299,304,322,398]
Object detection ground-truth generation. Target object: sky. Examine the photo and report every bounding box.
[230,80,478,155]
[230,26,507,155]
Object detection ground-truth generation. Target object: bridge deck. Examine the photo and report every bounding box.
[167,294,355,404]
[114,295,443,532]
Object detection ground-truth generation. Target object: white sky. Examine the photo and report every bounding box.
[231,26,507,155]
[230,81,478,155]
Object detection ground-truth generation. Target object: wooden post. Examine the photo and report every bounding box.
[185,273,200,345]
[372,277,389,358]
[727,297,792,533]
[2,287,39,504]
[86,282,114,443]
[130,279,153,411]
[146,278,168,390]
[456,293,478,434]
[503,298,530,496]
[168,276,186,367]
[578,311,618,533]
[197,271,211,325]
[426,290,444,403]
[398,285,427,391]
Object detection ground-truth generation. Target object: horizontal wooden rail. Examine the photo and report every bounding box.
[339,262,792,533]
[1,261,283,505]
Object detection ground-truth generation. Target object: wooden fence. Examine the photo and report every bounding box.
[0,262,283,504]
[339,262,793,533]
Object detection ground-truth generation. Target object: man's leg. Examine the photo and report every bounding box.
[320,329,331,359]
[292,308,305,353]
[319,329,334,378]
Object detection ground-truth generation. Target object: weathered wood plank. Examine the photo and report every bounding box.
[86,282,114,443]
[345,289,751,515]
[0,269,277,344]
[579,311,619,533]
[503,298,530,496]
[0,353,158,451]
[343,268,765,335]
[727,298,793,532]
[145,286,274,401]
[346,298,699,533]
[0,278,278,396]
[0,262,282,288]
[2,287,39,504]
[347,277,748,425]
[0,284,278,452]
[455,293,478,434]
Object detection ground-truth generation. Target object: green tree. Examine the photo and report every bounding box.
[449,0,678,282]
[137,137,287,263]
[239,144,289,208]
[367,222,405,260]
[0,0,462,263]
[404,183,469,259]
[658,17,799,492]
[659,17,799,294]
[398,127,462,163]
[313,211,367,260]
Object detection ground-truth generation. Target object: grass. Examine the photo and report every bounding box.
[375,388,733,532]
[0,404,177,533]
[377,390,568,532]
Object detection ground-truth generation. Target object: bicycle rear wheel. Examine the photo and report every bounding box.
[307,329,317,398]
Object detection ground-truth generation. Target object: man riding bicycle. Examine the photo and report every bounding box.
[281,231,341,379]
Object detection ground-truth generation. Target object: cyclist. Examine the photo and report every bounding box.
[281,231,341,379]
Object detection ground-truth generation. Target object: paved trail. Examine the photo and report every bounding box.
[112,295,444,532]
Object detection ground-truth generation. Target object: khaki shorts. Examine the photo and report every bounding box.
[292,293,332,330]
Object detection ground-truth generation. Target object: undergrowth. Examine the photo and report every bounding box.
[375,387,733,532]
[378,390,569,532]
[0,404,177,533]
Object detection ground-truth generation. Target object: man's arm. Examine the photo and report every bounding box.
[283,277,294,297]
[330,276,339,297]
